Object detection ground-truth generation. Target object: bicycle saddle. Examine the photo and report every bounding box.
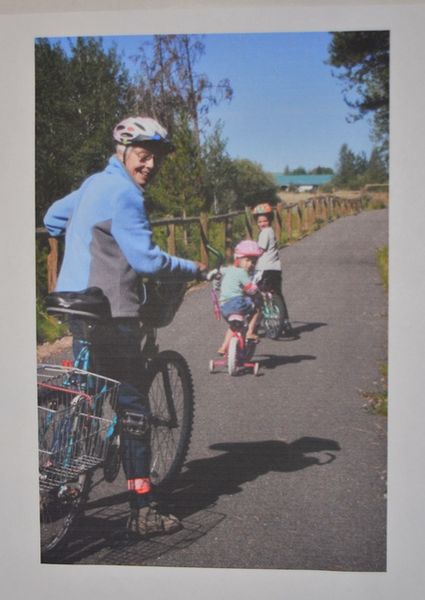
[45,287,111,319]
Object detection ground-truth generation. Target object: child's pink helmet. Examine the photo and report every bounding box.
[234,240,263,259]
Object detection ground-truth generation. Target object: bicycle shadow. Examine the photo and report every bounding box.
[164,437,341,519]
[258,321,327,341]
[42,436,340,565]
[256,353,316,370]
[289,320,327,338]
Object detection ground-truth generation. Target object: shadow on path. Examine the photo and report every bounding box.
[257,353,316,369]
[167,437,340,517]
[290,321,327,336]
[42,436,340,566]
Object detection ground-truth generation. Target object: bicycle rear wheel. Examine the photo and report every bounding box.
[145,350,194,486]
[227,336,239,376]
[262,293,285,340]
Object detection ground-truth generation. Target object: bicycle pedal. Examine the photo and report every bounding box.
[58,483,82,502]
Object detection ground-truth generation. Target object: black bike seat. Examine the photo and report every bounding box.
[45,287,111,319]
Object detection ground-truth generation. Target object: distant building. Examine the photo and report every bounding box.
[272,173,334,191]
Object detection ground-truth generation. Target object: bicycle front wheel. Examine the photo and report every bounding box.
[145,350,194,486]
[262,293,285,340]
[40,473,91,558]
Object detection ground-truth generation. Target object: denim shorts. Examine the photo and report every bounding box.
[220,296,255,319]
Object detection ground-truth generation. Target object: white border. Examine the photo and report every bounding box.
[1,3,425,599]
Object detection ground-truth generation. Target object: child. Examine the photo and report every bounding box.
[252,203,293,334]
[213,240,263,355]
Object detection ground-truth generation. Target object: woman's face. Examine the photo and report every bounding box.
[123,146,163,187]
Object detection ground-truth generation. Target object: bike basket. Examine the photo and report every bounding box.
[37,365,120,490]
[138,279,187,328]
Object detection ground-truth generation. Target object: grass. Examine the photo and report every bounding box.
[362,246,388,416]
[362,362,388,416]
[376,245,388,291]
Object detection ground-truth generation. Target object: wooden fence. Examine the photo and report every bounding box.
[36,194,366,293]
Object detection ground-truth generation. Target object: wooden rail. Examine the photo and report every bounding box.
[36,194,366,293]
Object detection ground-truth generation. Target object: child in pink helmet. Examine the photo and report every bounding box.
[215,240,263,355]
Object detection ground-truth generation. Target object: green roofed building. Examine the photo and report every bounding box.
[272,173,334,192]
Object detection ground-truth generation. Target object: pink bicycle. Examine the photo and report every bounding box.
[209,312,260,376]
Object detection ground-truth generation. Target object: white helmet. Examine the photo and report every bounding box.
[113,116,174,153]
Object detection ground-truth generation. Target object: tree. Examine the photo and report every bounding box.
[333,143,360,187]
[291,167,307,175]
[202,121,235,213]
[35,39,72,224]
[228,159,278,209]
[35,37,132,224]
[145,113,205,218]
[332,143,388,188]
[364,147,388,183]
[310,166,334,175]
[327,31,389,163]
[132,34,233,143]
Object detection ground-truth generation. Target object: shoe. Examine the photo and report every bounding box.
[246,334,259,342]
[127,504,182,538]
[217,347,226,355]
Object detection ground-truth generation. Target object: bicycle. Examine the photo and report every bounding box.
[255,272,292,340]
[209,312,260,376]
[38,283,195,557]
[258,286,287,340]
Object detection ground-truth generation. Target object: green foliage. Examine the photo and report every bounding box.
[36,298,68,343]
[283,165,334,175]
[35,37,133,225]
[229,159,278,208]
[361,248,388,417]
[376,245,388,291]
[332,143,388,189]
[309,166,335,175]
[327,31,389,163]
[202,121,236,213]
[146,114,205,217]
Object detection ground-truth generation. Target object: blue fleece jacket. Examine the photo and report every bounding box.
[44,156,198,317]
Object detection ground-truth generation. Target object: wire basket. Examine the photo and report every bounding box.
[138,279,187,328]
[37,364,120,491]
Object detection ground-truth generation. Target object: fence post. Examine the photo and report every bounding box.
[283,206,292,240]
[307,200,314,232]
[273,206,282,242]
[244,206,253,239]
[47,237,58,293]
[224,217,233,262]
[199,212,209,266]
[167,222,176,256]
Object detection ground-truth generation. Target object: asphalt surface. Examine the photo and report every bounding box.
[44,208,388,571]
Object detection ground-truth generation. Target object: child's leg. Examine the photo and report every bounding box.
[218,326,233,354]
[246,308,261,338]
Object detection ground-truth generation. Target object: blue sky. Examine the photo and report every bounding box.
[48,32,376,174]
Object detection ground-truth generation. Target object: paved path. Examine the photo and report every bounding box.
[47,208,388,572]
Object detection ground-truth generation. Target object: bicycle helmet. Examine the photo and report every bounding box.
[234,240,263,259]
[113,116,174,154]
[252,203,273,215]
